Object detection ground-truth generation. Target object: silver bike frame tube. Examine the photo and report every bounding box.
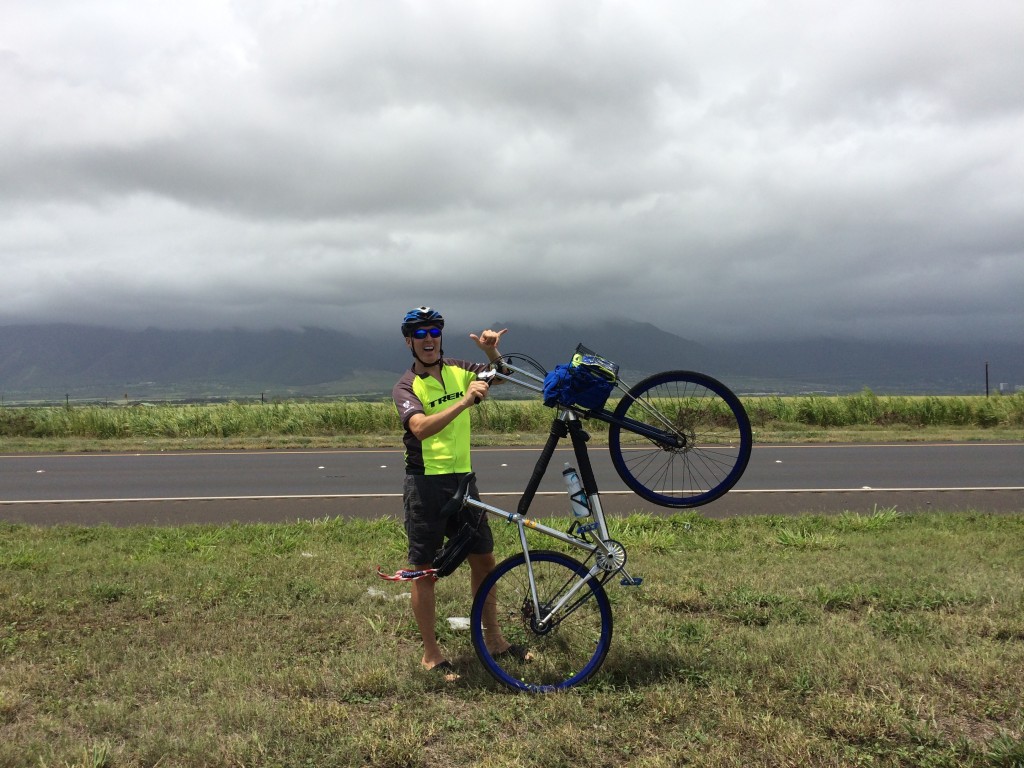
[536,560,605,628]
[486,361,545,394]
[587,492,612,543]
[463,496,599,558]
[463,496,607,626]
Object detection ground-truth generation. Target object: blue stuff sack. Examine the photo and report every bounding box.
[543,361,616,411]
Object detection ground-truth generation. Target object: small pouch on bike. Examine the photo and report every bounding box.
[542,346,618,411]
[433,519,478,577]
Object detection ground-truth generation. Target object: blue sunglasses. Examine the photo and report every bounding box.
[411,327,442,339]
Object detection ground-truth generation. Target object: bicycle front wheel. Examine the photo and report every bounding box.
[608,370,752,508]
[470,550,613,692]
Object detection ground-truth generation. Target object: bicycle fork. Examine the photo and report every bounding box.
[518,517,642,630]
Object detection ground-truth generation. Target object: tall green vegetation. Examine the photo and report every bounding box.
[1,391,1022,441]
[745,390,1024,429]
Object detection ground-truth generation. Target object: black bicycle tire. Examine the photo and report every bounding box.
[470,550,613,692]
[607,370,752,508]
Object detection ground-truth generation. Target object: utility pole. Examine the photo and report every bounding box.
[985,362,989,397]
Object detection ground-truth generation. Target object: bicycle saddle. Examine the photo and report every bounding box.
[439,472,477,517]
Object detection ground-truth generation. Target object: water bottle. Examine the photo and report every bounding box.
[562,463,591,518]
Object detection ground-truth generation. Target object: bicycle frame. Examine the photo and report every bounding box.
[466,494,609,629]
[461,406,640,630]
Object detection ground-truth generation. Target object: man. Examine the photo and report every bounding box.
[392,306,526,680]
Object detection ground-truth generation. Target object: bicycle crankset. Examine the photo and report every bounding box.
[595,539,627,573]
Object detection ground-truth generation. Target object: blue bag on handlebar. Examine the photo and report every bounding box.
[542,349,618,411]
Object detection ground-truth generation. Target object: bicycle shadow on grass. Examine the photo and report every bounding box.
[447,647,713,693]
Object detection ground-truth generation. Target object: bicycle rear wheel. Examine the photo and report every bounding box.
[470,550,613,692]
[607,370,752,508]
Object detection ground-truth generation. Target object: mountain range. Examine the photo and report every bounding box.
[1,322,1021,403]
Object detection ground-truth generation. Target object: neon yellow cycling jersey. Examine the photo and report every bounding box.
[392,359,488,475]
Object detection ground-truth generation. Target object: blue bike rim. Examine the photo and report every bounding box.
[470,550,613,692]
[608,370,752,508]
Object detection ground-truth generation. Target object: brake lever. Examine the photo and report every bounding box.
[475,369,498,403]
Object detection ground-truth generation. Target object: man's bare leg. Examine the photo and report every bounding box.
[468,552,531,659]
[410,568,458,680]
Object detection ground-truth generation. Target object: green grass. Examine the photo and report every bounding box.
[1,509,1022,766]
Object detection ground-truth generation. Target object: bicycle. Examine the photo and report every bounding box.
[380,344,752,692]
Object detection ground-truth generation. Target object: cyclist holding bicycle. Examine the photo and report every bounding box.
[392,306,526,680]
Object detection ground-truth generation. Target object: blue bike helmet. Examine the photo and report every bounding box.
[401,306,445,336]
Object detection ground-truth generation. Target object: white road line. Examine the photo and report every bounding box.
[3,487,1023,505]
[2,442,1021,461]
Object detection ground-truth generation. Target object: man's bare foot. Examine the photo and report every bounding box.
[424,659,460,682]
[491,643,533,662]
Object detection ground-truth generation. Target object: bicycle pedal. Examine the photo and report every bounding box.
[575,521,600,535]
[620,576,643,587]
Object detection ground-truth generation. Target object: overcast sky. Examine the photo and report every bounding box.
[2,0,1022,343]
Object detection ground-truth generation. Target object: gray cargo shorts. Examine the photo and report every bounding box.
[403,473,494,566]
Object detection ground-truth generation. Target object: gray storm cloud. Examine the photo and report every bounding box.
[2,0,1022,342]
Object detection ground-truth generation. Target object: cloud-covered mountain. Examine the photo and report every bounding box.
[0,325,397,400]
[1,322,1021,402]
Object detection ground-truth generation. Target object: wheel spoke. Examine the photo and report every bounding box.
[608,371,752,507]
[471,551,613,691]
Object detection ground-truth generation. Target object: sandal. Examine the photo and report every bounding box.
[494,643,532,662]
[425,660,460,682]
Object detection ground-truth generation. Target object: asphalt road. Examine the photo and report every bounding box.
[1,443,1022,526]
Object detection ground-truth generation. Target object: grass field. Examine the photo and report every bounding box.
[2,509,1023,767]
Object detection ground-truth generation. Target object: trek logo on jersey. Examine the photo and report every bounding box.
[429,391,464,408]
